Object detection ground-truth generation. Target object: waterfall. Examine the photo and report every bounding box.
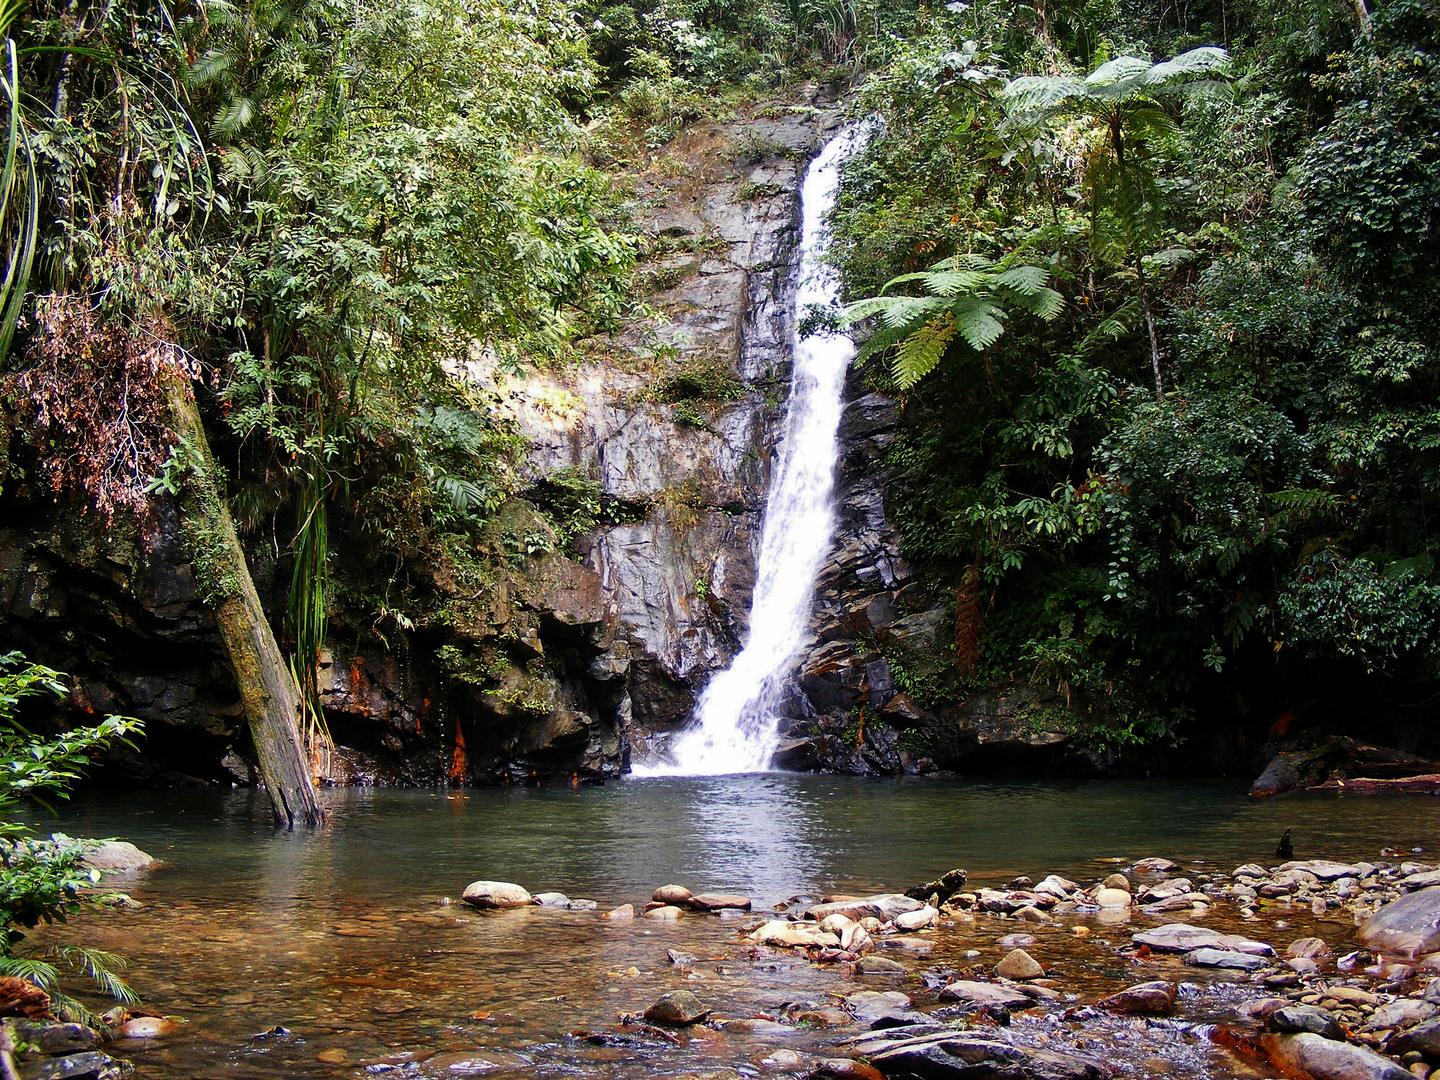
[651,124,867,776]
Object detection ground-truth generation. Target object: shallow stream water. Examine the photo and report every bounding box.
[27,776,1440,1078]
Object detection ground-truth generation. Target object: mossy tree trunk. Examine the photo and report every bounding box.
[162,371,325,829]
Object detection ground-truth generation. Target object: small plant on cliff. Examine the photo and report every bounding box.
[0,652,144,1021]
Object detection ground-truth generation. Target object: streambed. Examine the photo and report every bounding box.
[29,776,1440,1078]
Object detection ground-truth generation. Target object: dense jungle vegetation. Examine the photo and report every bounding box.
[0,0,1434,773]
[828,0,1440,752]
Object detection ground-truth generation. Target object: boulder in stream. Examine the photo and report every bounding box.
[1358,887,1440,960]
[643,991,710,1026]
[1261,1033,1410,1080]
[1095,981,1177,1016]
[461,881,532,909]
[865,1031,1106,1079]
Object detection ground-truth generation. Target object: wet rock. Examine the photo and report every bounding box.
[654,885,693,905]
[1265,1033,1411,1080]
[568,899,598,911]
[1095,981,1177,1016]
[644,991,710,1026]
[857,956,907,975]
[461,881,532,909]
[995,950,1044,981]
[721,1018,796,1036]
[1269,1006,1345,1039]
[1101,874,1131,893]
[904,869,969,905]
[867,1032,1105,1079]
[533,892,571,907]
[845,991,912,1022]
[2,1021,101,1055]
[1132,858,1179,873]
[750,921,836,948]
[1360,888,1440,960]
[1369,1000,1436,1031]
[1133,924,1271,954]
[15,1052,127,1080]
[75,840,156,874]
[116,1015,184,1039]
[688,893,751,912]
[812,1059,884,1080]
[893,906,937,931]
[1288,937,1335,960]
[1390,1018,1440,1057]
[935,981,1033,1010]
[644,905,684,920]
[1281,860,1364,881]
[1094,888,1132,909]
[806,895,925,923]
[998,934,1039,949]
[604,904,635,919]
[759,1047,806,1070]
[1184,948,1267,971]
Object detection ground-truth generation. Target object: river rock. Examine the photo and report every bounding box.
[856,956,907,975]
[845,991,912,1022]
[532,892,570,907]
[1096,981,1177,1016]
[688,893,751,912]
[1280,860,1364,881]
[842,923,874,954]
[806,895,925,923]
[1287,937,1334,959]
[995,949,1044,981]
[892,906,937,931]
[643,905,684,920]
[936,981,1034,1010]
[1095,888,1132,909]
[812,1060,884,1080]
[1265,1033,1411,1080]
[644,991,710,1026]
[1184,948,1266,971]
[654,884,692,905]
[1036,875,1079,898]
[1359,888,1440,960]
[1132,858,1179,872]
[16,1051,127,1080]
[1369,999,1436,1031]
[604,904,634,919]
[461,881,532,909]
[749,920,834,948]
[1389,1018,1440,1057]
[76,840,156,874]
[868,1033,1105,1080]
[2,1021,101,1054]
[1133,924,1271,954]
[720,1018,795,1035]
[1269,1005,1344,1039]
[1101,874,1131,893]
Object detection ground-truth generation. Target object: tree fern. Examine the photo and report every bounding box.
[842,253,1063,390]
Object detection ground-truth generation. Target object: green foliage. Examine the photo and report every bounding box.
[0,653,142,1017]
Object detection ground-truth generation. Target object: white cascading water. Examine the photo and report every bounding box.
[650,125,867,776]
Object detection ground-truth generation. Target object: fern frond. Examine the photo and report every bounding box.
[1085,56,1152,85]
[893,314,957,389]
[951,297,1007,350]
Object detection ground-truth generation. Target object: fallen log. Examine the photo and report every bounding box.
[1309,774,1440,795]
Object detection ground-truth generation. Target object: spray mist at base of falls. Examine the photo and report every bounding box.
[637,124,869,778]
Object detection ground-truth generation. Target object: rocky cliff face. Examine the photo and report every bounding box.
[0,82,1098,786]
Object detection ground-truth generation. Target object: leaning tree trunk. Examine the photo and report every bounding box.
[161,371,325,829]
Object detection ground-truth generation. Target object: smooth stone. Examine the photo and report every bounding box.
[1101,874,1131,893]
[604,904,634,919]
[995,949,1044,981]
[842,922,874,954]
[812,1060,884,1080]
[644,991,710,1026]
[1270,1005,1344,1039]
[1360,888,1440,960]
[689,893,752,912]
[793,1007,853,1028]
[76,840,156,874]
[1266,1033,1411,1080]
[1184,948,1267,971]
[749,920,835,948]
[1288,937,1334,959]
[116,1016,183,1038]
[567,899,597,911]
[1133,858,1179,872]
[1391,1018,1440,1057]
[869,1034,1104,1080]
[532,892,570,907]
[892,906,937,931]
[1280,860,1364,881]
[644,905,684,920]
[845,991,912,1022]
[1371,1000,1437,1031]
[760,1047,806,1070]
[998,934,1039,949]
[1095,888,1132,909]
[16,1052,123,1080]
[856,956,907,975]
[461,881,532,909]
[722,1018,796,1035]
[1096,981,1177,1016]
[806,895,925,923]
[935,981,1033,1009]
[654,884,692,905]
[1134,924,1272,955]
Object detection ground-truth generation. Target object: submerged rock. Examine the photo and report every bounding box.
[1263,1033,1410,1080]
[1269,1006,1344,1039]
[461,881,532,909]
[866,1031,1106,1080]
[1095,981,1176,1016]
[688,893,751,912]
[935,981,1033,1010]
[1358,887,1440,959]
[994,949,1044,981]
[644,991,710,1026]
[15,1051,128,1080]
